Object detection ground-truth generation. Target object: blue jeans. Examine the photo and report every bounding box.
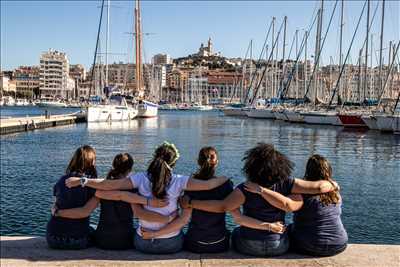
[134,231,184,254]
[231,227,289,257]
[289,224,347,257]
[46,233,92,250]
[290,237,347,257]
[184,231,230,253]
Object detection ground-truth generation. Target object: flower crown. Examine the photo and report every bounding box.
[155,141,180,165]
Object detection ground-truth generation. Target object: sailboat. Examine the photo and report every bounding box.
[86,0,138,122]
[135,0,158,118]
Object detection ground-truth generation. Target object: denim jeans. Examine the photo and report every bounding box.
[46,233,91,250]
[184,231,230,253]
[134,231,184,254]
[231,227,289,257]
[289,224,347,257]
[290,238,347,257]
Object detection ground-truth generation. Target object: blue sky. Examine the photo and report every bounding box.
[1,0,399,70]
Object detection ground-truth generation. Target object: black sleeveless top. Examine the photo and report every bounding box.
[185,180,234,243]
[94,188,137,249]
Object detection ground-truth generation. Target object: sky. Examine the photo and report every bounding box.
[1,0,399,71]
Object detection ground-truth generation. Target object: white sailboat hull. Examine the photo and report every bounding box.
[361,115,379,130]
[376,115,399,132]
[301,111,335,125]
[138,101,158,118]
[273,111,288,121]
[87,105,138,122]
[284,110,304,123]
[223,108,247,116]
[246,108,275,119]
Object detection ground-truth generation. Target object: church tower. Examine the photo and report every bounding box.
[207,37,213,54]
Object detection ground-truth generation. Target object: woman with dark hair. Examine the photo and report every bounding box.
[249,154,347,256]
[65,141,229,254]
[180,143,338,257]
[52,153,170,250]
[46,145,98,249]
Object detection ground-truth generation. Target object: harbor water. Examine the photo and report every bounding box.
[0,107,399,244]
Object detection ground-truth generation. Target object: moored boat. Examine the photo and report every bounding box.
[137,100,158,118]
[87,94,138,122]
[246,107,275,119]
[338,112,367,128]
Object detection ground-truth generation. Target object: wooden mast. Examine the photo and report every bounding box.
[134,0,143,97]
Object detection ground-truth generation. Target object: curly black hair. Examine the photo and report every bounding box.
[242,143,294,187]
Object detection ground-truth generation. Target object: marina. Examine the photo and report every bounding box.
[1,109,399,245]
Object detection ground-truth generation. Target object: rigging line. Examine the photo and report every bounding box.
[250,19,285,105]
[328,0,368,107]
[377,41,399,109]
[89,0,105,97]
[273,8,319,101]
[230,40,252,103]
[243,20,274,104]
[303,0,339,100]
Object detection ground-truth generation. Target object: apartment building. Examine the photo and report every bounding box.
[39,49,72,98]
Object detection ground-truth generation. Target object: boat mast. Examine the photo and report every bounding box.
[314,1,323,104]
[281,16,287,99]
[378,0,385,102]
[89,0,105,97]
[338,0,344,103]
[295,29,299,99]
[134,0,143,97]
[271,17,275,98]
[105,0,110,87]
[304,31,308,99]
[363,0,370,102]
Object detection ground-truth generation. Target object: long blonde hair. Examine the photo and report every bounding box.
[304,154,340,205]
[66,145,97,177]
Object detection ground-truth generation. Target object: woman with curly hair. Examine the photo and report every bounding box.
[181,143,338,257]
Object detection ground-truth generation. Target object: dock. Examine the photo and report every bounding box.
[1,236,399,267]
[0,113,86,135]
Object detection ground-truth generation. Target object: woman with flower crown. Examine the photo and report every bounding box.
[65,141,229,254]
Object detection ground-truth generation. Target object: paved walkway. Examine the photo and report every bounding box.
[1,236,399,267]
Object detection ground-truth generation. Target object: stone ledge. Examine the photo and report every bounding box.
[1,236,399,267]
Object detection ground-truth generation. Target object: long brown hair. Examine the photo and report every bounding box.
[147,143,178,199]
[192,147,218,180]
[242,143,294,188]
[304,154,340,205]
[107,153,134,180]
[66,145,97,177]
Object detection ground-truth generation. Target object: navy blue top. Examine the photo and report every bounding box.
[94,188,137,249]
[237,178,294,241]
[185,180,234,243]
[47,173,96,238]
[292,195,348,246]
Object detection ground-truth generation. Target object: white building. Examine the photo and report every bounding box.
[39,49,71,98]
[153,65,167,88]
[152,54,172,65]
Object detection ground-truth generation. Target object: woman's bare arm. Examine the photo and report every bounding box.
[229,209,286,233]
[291,178,339,194]
[185,176,229,191]
[140,209,193,239]
[54,197,99,219]
[244,182,303,212]
[131,204,175,224]
[180,188,245,213]
[95,190,168,207]
[65,177,134,191]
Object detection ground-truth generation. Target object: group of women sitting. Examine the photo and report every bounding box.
[46,142,348,257]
